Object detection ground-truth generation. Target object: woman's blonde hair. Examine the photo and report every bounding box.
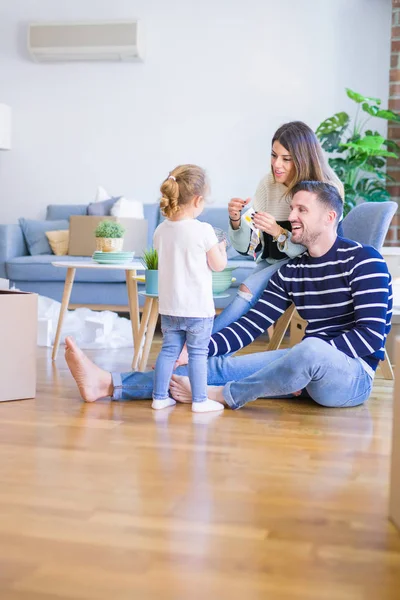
[160,164,208,218]
[272,121,344,200]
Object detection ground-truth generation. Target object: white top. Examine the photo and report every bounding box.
[153,219,218,317]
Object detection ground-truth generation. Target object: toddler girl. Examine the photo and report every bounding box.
[152,164,227,412]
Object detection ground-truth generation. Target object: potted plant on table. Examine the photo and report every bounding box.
[316,88,400,216]
[94,220,126,252]
[142,248,159,295]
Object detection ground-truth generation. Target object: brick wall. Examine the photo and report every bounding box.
[386,0,400,246]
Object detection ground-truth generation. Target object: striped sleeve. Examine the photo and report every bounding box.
[208,270,292,356]
[329,246,392,359]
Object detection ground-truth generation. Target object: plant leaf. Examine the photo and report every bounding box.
[374,109,400,122]
[385,139,400,153]
[346,88,381,105]
[361,103,380,117]
[357,134,385,149]
[365,156,385,169]
[316,112,349,135]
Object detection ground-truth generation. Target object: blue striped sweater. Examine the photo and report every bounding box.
[209,237,393,372]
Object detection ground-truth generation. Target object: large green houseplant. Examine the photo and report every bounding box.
[316,88,400,215]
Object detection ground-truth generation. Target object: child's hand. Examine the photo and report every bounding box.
[174,344,189,369]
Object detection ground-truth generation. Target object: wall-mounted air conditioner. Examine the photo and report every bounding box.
[28,20,143,62]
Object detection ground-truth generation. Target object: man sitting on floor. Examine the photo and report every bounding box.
[65,181,392,410]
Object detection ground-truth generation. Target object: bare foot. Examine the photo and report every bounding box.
[205,386,226,406]
[169,376,227,407]
[169,375,192,403]
[64,336,113,402]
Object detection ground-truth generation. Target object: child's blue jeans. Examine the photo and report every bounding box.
[153,315,214,404]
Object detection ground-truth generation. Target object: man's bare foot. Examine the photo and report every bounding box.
[169,375,227,407]
[169,375,192,403]
[206,386,226,406]
[64,336,114,402]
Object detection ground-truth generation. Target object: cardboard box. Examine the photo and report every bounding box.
[68,216,148,257]
[289,309,307,347]
[0,290,37,401]
[389,336,400,532]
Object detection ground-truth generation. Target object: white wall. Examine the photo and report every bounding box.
[0,0,392,223]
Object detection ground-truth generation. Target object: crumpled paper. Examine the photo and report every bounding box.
[37,295,134,349]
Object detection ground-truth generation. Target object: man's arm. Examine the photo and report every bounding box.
[329,247,392,358]
[208,273,292,356]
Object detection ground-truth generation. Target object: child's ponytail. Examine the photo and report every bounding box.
[160,176,180,218]
[160,165,207,218]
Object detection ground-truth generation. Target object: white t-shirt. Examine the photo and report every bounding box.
[153,219,218,318]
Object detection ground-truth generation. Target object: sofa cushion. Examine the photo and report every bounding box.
[19,218,69,255]
[87,197,120,216]
[143,204,161,247]
[45,230,69,256]
[6,255,127,283]
[46,204,88,220]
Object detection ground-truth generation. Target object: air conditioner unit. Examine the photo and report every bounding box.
[28,21,143,62]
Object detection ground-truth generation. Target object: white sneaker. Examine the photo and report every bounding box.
[152,398,176,410]
[192,398,225,413]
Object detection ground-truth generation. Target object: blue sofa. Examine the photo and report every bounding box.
[0,203,256,309]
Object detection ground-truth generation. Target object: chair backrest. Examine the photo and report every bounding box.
[341,201,398,251]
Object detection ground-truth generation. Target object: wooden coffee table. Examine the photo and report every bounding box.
[51,260,145,364]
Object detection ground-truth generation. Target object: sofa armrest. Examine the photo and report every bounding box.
[0,224,28,278]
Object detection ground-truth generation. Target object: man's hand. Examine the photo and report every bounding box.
[252,211,281,237]
[174,344,189,369]
[228,197,251,229]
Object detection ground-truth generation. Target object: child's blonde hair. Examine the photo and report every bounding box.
[160,164,208,218]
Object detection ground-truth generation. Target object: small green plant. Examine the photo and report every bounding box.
[94,220,125,238]
[316,88,400,215]
[142,248,158,270]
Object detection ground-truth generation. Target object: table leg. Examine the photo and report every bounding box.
[138,298,159,372]
[126,269,140,354]
[52,267,76,361]
[132,295,153,370]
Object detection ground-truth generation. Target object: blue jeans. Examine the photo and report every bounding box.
[153,315,214,404]
[112,337,373,408]
[212,259,288,333]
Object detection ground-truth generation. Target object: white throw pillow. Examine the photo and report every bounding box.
[110,197,144,219]
[95,185,111,202]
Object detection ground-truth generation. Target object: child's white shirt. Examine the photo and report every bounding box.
[153,219,218,317]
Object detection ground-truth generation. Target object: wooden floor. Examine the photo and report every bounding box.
[0,334,400,600]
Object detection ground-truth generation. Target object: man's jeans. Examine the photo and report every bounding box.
[153,315,214,404]
[113,337,373,409]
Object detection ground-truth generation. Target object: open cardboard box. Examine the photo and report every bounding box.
[390,336,400,532]
[0,290,37,402]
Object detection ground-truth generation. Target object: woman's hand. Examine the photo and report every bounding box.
[228,197,250,230]
[252,211,281,238]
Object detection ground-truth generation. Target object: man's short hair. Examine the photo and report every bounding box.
[291,181,343,223]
